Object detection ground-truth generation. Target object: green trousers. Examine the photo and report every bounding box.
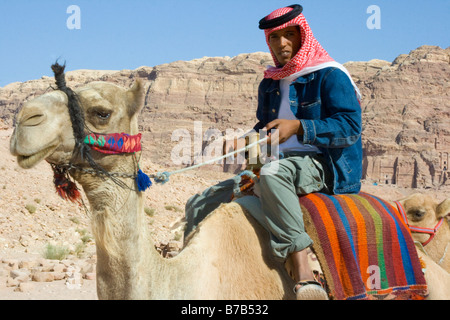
[256,154,332,261]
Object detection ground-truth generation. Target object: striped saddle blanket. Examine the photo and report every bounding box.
[300,192,428,300]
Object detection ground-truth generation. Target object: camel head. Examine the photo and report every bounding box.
[398,193,450,245]
[10,64,144,173]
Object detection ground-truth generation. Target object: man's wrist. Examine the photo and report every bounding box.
[297,120,304,136]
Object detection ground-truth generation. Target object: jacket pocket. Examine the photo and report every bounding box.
[299,99,321,119]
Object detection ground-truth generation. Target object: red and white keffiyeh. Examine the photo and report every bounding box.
[261,5,361,101]
[262,6,334,80]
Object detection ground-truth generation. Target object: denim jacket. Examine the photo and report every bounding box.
[253,67,362,194]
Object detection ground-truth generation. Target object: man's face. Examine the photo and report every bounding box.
[268,26,302,66]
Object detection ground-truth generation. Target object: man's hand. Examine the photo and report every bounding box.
[265,119,303,145]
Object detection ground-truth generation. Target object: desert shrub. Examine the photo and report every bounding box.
[70,217,80,224]
[43,243,69,260]
[144,207,156,217]
[164,205,182,213]
[25,204,36,214]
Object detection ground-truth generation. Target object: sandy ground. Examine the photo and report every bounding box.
[0,127,447,300]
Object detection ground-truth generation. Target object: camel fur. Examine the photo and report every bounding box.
[9,79,450,300]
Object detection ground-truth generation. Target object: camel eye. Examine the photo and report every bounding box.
[89,107,113,123]
[408,209,426,222]
[96,111,111,120]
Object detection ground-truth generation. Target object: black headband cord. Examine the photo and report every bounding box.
[258,4,303,30]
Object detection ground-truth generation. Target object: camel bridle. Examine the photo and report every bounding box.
[395,200,448,247]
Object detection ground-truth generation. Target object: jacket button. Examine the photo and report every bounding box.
[272,109,276,113]
[276,91,280,95]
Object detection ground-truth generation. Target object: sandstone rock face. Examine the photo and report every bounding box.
[348,45,450,188]
[1,46,448,189]
[140,52,272,164]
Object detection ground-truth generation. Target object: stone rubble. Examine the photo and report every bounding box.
[0,242,184,294]
[0,256,96,293]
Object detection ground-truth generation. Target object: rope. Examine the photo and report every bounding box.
[438,242,448,266]
[150,136,269,184]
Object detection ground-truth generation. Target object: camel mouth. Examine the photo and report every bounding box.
[17,144,59,169]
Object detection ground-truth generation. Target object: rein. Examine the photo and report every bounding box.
[53,132,270,204]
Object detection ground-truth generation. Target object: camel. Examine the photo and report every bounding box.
[397,193,450,273]
[9,72,450,299]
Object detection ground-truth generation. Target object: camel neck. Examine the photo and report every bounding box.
[80,176,157,299]
[81,175,202,299]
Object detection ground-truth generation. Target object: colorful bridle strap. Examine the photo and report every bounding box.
[395,200,446,246]
[83,132,151,192]
[84,132,142,154]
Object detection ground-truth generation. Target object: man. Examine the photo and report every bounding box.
[253,4,362,299]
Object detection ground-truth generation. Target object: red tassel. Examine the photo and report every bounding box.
[52,166,82,205]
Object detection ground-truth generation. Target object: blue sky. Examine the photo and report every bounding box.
[0,0,448,87]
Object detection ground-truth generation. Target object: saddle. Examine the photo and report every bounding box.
[299,192,428,300]
[234,174,428,299]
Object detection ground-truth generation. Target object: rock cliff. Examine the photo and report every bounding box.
[1,46,449,189]
[350,45,450,188]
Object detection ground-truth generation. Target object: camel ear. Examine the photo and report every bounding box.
[436,199,450,219]
[126,79,145,116]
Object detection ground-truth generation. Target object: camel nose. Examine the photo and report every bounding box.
[19,111,46,127]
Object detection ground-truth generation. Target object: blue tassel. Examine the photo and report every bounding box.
[136,169,152,192]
